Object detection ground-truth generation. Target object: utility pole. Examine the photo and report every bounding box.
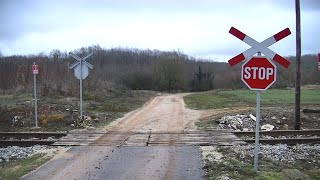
[295,0,301,130]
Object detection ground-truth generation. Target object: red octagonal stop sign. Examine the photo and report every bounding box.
[241,57,277,91]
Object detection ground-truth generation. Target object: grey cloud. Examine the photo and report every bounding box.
[300,0,320,11]
[0,0,92,41]
[1,0,319,57]
[268,0,320,11]
[1,0,305,42]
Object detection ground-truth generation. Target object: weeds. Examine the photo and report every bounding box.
[0,90,156,132]
[39,114,64,127]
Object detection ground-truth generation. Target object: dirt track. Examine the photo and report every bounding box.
[106,93,200,132]
[22,94,205,180]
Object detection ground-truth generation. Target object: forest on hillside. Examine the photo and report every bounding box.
[0,45,319,94]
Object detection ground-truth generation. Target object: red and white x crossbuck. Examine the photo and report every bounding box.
[228,27,291,68]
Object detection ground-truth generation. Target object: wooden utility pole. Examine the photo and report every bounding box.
[295,0,301,130]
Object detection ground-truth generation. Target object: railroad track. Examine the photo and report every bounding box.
[234,129,320,145]
[233,129,320,137]
[0,132,66,147]
[0,130,319,147]
[46,130,244,146]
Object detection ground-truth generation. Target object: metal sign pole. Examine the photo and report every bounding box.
[33,62,38,128]
[80,60,83,119]
[253,51,263,172]
[254,90,261,172]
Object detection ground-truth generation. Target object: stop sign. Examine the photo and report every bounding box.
[241,57,276,91]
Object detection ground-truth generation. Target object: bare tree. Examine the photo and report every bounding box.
[0,45,318,93]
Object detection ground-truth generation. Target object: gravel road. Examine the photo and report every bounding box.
[22,94,205,180]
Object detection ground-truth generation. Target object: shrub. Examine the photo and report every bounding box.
[39,114,64,127]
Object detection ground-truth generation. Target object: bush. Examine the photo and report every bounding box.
[39,114,64,127]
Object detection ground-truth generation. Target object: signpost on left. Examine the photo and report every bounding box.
[32,62,39,128]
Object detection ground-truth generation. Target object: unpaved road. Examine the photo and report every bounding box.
[23,94,205,180]
[105,93,200,132]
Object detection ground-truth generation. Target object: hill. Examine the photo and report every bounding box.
[0,45,319,94]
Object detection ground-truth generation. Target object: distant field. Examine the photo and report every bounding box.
[184,89,320,110]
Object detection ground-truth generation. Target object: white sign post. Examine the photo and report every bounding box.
[32,62,39,128]
[228,27,291,172]
[69,52,93,119]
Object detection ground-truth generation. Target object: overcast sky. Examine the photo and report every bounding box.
[0,0,319,62]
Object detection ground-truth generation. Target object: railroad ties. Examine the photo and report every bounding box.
[40,129,320,147]
[53,130,246,147]
[1,130,319,147]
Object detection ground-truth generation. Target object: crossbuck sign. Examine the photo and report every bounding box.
[228,27,291,68]
[69,52,93,79]
[69,52,93,119]
[228,26,291,173]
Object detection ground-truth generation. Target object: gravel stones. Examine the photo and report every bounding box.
[234,144,320,163]
[216,114,283,131]
[217,114,256,131]
[0,145,59,162]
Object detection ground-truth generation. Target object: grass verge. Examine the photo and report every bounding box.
[0,154,50,179]
[184,89,320,110]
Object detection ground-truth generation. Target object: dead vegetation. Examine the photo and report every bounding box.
[0,90,156,132]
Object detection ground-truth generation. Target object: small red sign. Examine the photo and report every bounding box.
[241,57,276,91]
[318,53,320,71]
[32,64,39,74]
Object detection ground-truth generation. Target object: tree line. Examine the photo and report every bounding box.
[0,45,319,94]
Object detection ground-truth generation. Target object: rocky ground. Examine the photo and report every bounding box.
[234,143,320,163]
[202,143,320,179]
[211,107,320,131]
[201,107,320,179]
[0,145,68,163]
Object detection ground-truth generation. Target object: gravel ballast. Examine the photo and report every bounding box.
[234,143,320,163]
[0,145,65,163]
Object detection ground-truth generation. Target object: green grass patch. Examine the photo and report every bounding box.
[184,89,320,110]
[184,91,246,109]
[0,154,50,179]
[84,90,156,113]
[0,93,32,107]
